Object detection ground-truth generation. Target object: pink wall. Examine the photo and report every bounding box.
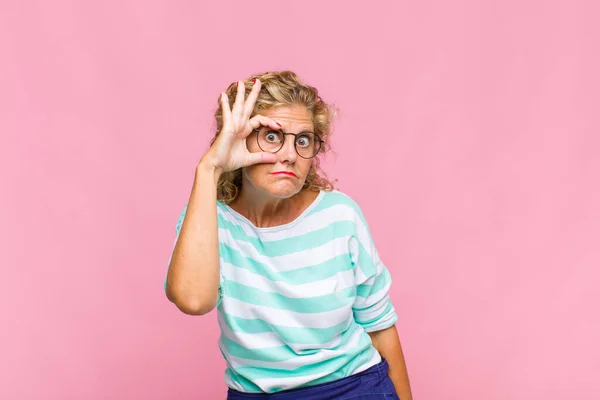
[1,1,599,399]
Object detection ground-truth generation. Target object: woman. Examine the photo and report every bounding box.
[165,71,412,399]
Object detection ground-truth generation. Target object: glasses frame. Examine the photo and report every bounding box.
[252,127,324,159]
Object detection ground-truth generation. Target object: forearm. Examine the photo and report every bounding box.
[368,325,413,400]
[166,160,222,315]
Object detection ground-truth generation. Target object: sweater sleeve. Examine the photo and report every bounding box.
[350,206,398,332]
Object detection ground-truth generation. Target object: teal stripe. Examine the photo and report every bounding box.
[307,191,363,222]
[223,315,274,333]
[223,315,351,344]
[307,192,373,240]
[219,219,357,257]
[220,343,263,393]
[226,329,373,382]
[357,309,398,332]
[228,346,378,393]
[220,322,360,363]
[220,245,354,284]
[224,368,263,393]
[223,281,355,313]
[176,191,368,239]
[258,347,377,393]
[221,335,290,362]
[353,299,394,324]
[279,254,354,283]
[355,240,377,277]
[356,267,392,298]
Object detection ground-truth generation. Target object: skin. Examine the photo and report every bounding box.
[369,325,414,399]
[228,104,320,228]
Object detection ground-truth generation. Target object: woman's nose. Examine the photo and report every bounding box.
[278,135,297,162]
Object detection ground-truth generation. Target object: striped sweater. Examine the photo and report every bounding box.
[166,190,398,393]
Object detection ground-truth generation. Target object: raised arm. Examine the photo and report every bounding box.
[165,79,280,315]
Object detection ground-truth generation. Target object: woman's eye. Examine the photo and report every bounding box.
[265,132,280,142]
[296,135,311,147]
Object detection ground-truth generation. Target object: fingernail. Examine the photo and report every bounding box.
[276,122,281,127]
[253,79,257,84]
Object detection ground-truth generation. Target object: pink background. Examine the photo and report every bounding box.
[1,1,599,399]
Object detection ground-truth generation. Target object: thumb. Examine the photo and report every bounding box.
[244,151,278,167]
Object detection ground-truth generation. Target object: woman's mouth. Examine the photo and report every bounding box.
[271,171,297,178]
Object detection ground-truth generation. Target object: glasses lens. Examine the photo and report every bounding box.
[257,128,284,152]
[296,133,320,158]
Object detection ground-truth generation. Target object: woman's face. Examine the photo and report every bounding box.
[242,105,315,199]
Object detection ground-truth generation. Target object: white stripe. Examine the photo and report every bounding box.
[222,297,353,329]
[267,236,352,272]
[362,309,398,332]
[352,349,382,373]
[223,372,245,392]
[219,229,352,272]
[254,370,329,393]
[354,213,376,259]
[221,261,356,298]
[219,312,353,351]
[218,313,284,349]
[250,348,382,392]
[217,191,331,240]
[256,204,357,242]
[223,324,364,370]
[218,201,361,245]
[217,207,260,239]
[354,293,393,322]
[353,279,392,308]
[351,238,383,285]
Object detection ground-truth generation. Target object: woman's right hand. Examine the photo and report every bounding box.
[201,79,280,173]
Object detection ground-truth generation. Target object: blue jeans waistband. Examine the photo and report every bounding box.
[226,357,393,399]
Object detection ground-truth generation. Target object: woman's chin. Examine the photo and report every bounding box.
[263,182,303,198]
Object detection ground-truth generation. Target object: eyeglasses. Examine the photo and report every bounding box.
[252,127,324,159]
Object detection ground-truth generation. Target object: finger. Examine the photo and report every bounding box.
[232,81,245,116]
[242,79,261,119]
[220,93,232,126]
[244,151,278,167]
[247,114,282,133]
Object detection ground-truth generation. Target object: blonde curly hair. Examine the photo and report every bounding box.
[212,71,338,204]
